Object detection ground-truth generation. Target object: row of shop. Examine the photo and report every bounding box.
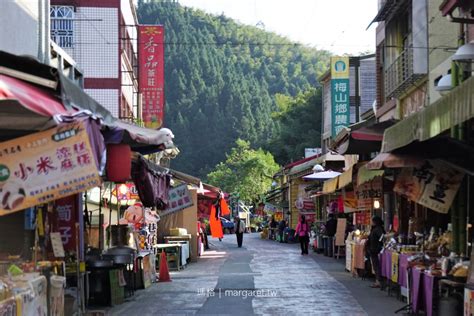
[0,51,232,315]
[263,86,474,316]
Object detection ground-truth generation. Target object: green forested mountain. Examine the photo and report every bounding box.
[138,0,330,177]
[268,89,323,164]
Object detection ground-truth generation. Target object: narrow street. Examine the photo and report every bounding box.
[110,233,404,316]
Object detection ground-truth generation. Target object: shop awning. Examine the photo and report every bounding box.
[0,74,68,117]
[357,164,384,185]
[367,0,410,28]
[382,75,474,153]
[332,119,394,155]
[338,166,353,189]
[287,155,322,176]
[366,153,424,170]
[140,157,222,194]
[303,170,341,181]
[322,177,338,194]
[0,73,69,140]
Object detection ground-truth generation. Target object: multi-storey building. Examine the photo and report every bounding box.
[50,0,139,121]
[371,0,474,257]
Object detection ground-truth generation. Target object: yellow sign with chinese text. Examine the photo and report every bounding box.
[330,56,350,79]
[0,121,101,215]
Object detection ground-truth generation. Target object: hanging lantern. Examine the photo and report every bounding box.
[106,144,131,182]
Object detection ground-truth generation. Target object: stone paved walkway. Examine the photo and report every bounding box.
[107,233,402,315]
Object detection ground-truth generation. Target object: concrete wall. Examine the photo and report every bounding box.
[0,0,44,59]
[427,0,459,104]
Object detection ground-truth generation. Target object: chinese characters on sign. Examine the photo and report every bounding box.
[0,122,101,215]
[160,184,193,216]
[138,25,165,129]
[356,176,383,211]
[393,160,464,214]
[52,195,78,252]
[330,56,350,138]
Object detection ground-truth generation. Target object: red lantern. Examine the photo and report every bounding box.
[106,144,131,182]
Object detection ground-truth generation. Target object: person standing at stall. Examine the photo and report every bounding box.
[295,215,310,255]
[368,215,385,288]
[234,216,246,248]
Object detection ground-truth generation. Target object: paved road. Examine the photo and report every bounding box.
[108,233,404,315]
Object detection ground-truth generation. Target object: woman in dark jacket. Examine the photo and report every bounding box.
[368,216,385,288]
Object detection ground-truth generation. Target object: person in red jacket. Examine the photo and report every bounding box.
[295,215,310,255]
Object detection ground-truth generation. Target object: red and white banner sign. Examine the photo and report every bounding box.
[138,25,165,129]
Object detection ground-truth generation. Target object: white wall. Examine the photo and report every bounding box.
[121,0,138,52]
[85,89,119,117]
[71,7,119,79]
[121,54,136,111]
[0,0,41,58]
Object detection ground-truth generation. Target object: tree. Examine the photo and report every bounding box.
[137,1,330,178]
[207,139,280,203]
[267,88,323,164]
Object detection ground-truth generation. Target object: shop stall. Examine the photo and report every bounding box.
[0,51,176,313]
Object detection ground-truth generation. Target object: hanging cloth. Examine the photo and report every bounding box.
[209,205,223,238]
[220,198,231,216]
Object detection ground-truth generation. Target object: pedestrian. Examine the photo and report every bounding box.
[278,218,286,243]
[295,215,310,255]
[234,216,246,248]
[269,216,277,240]
[368,215,385,288]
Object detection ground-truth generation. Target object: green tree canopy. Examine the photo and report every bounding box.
[267,88,323,164]
[207,139,280,203]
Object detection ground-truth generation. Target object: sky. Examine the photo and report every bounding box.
[178,0,378,55]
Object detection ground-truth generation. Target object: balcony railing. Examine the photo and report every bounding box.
[384,47,424,98]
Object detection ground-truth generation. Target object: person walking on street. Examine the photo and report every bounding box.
[295,215,310,255]
[269,216,278,240]
[368,216,385,288]
[234,216,246,248]
[278,219,287,243]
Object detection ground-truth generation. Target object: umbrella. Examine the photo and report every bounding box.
[303,170,341,180]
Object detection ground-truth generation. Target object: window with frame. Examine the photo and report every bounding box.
[50,6,74,48]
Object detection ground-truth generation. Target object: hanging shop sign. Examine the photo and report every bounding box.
[112,182,140,201]
[138,25,165,129]
[330,56,350,138]
[393,160,464,214]
[160,184,193,216]
[355,176,383,211]
[52,194,79,252]
[343,190,357,213]
[0,122,101,215]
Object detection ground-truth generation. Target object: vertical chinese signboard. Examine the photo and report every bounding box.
[0,121,101,216]
[53,195,78,251]
[330,56,350,138]
[138,25,165,129]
